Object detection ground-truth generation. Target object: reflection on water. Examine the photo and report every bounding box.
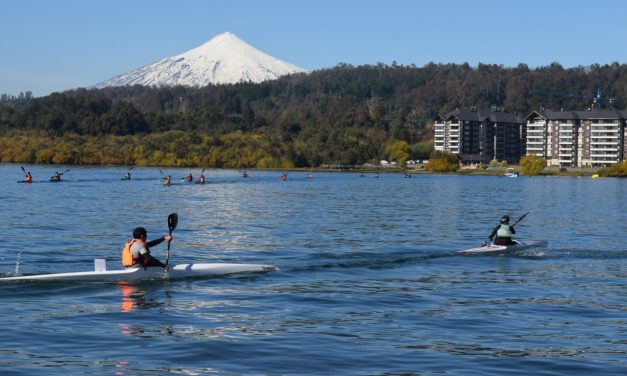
[117,282,140,313]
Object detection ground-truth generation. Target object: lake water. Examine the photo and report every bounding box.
[1,164,626,375]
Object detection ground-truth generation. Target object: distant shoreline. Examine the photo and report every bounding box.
[4,162,605,178]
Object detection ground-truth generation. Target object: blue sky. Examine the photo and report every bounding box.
[1,0,626,97]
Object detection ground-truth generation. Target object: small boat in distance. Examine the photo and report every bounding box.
[505,168,519,178]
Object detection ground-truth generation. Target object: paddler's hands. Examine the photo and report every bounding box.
[164,235,172,242]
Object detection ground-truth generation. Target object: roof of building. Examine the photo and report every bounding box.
[526,109,627,121]
[576,109,623,120]
[439,108,523,124]
[545,110,578,120]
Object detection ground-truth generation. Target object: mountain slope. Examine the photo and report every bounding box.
[95,32,306,88]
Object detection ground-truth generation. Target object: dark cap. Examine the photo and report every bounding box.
[132,227,147,239]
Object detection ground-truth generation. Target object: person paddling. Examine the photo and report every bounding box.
[51,171,61,182]
[185,173,193,182]
[121,227,171,269]
[25,171,32,183]
[487,215,517,246]
[164,175,171,186]
[196,174,205,184]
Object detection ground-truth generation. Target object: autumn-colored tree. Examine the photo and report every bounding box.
[426,150,459,172]
[519,155,546,175]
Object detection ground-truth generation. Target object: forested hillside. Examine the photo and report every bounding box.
[1,62,626,167]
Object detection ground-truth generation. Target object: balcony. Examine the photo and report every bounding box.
[590,153,618,159]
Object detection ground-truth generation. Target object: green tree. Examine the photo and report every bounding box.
[599,161,627,177]
[385,140,410,166]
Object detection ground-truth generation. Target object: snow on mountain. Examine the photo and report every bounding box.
[94,32,306,88]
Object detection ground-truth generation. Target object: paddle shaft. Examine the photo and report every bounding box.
[511,212,530,227]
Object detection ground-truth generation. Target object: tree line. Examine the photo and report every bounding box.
[1,62,626,168]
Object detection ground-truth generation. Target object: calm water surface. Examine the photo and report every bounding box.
[1,164,626,375]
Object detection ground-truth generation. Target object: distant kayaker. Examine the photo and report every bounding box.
[121,227,171,269]
[242,169,248,178]
[25,171,32,183]
[123,172,131,180]
[487,215,517,246]
[164,175,171,186]
[51,171,61,181]
[185,173,193,182]
[196,174,205,184]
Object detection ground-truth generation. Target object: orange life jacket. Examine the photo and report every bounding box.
[121,239,144,267]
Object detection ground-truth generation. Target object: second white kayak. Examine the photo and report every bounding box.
[457,240,548,255]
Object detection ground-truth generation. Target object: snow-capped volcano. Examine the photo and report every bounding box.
[95,32,306,88]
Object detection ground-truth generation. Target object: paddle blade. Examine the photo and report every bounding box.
[168,213,178,233]
[21,166,26,173]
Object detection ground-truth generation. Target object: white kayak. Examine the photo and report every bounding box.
[457,240,548,255]
[0,262,277,282]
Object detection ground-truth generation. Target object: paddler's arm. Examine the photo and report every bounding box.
[146,235,172,247]
[510,226,516,234]
[488,226,499,240]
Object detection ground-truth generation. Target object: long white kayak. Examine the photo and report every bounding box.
[457,240,548,255]
[0,263,277,282]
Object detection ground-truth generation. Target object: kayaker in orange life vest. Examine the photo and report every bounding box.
[25,171,32,183]
[121,227,171,269]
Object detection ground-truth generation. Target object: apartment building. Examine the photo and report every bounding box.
[434,108,525,164]
[525,110,626,167]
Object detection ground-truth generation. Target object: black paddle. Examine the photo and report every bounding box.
[20,166,26,173]
[164,213,178,268]
[511,211,530,227]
